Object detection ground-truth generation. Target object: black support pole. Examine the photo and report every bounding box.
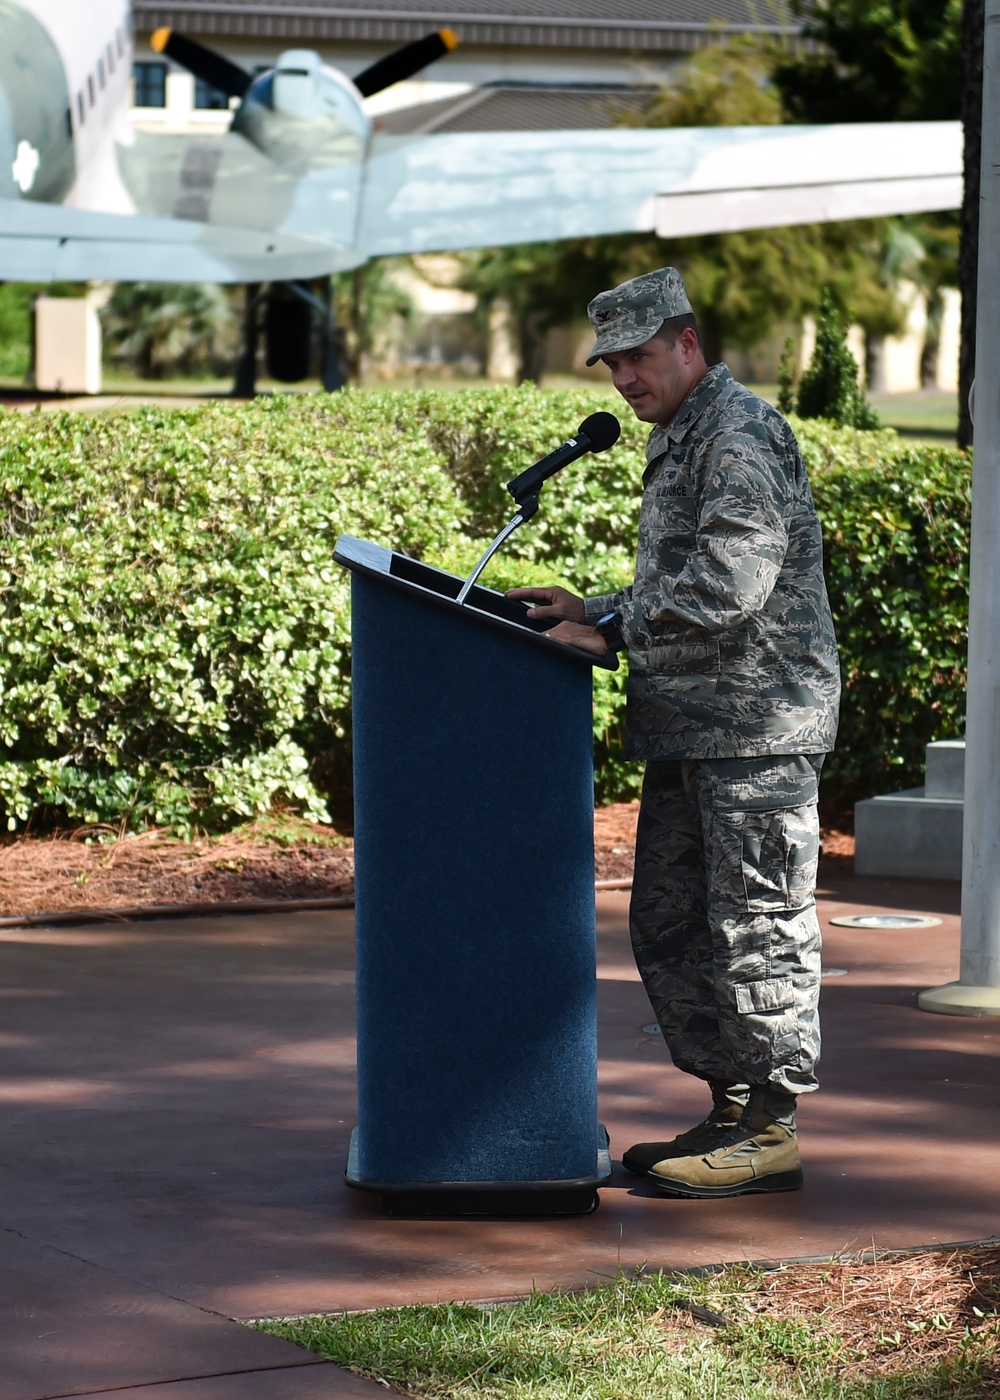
[232,281,261,398]
[321,276,346,392]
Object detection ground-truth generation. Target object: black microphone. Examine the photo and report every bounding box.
[506,411,621,505]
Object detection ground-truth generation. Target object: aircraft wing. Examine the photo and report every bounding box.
[0,194,359,282]
[359,121,962,256]
[0,120,960,282]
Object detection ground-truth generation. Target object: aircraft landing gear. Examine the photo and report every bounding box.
[231,276,345,397]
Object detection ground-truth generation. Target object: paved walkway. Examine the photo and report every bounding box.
[0,868,993,1398]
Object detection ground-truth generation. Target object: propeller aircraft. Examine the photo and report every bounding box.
[0,0,963,387]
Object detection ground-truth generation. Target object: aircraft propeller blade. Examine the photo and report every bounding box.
[150,28,252,100]
[352,29,459,99]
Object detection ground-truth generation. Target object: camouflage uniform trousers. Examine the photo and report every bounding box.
[630,754,824,1096]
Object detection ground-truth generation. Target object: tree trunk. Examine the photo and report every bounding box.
[921,288,944,388]
[699,311,724,369]
[959,0,984,448]
[517,315,547,385]
[865,332,886,393]
[485,296,518,382]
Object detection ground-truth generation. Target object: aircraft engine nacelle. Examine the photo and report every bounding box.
[231,51,370,171]
[271,50,327,121]
[150,26,457,175]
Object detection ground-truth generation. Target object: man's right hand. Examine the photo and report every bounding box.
[505,585,586,624]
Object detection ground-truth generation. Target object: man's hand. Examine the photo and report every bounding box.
[544,620,609,656]
[506,585,586,624]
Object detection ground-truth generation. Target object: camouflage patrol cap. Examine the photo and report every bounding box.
[585,267,693,366]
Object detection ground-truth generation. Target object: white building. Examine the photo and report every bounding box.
[130,0,800,122]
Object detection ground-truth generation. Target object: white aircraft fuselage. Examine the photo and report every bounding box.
[3,0,132,208]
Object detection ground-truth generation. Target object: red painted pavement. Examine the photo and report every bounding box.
[0,871,991,1397]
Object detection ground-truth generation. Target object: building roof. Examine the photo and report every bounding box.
[376,83,653,133]
[132,1,800,53]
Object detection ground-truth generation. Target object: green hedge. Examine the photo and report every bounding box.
[810,435,969,804]
[0,397,463,831]
[0,389,969,831]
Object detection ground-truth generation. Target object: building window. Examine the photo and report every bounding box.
[194,76,230,110]
[87,74,95,107]
[77,91,86,124]
[133,61,167,108]
[97,57,106,89]
[107,43,115,74]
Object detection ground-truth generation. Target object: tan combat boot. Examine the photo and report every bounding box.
[647,1086,803,1198]
[622,1080,748,1176]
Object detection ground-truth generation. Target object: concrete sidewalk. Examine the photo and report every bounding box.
[0,869,993,1399]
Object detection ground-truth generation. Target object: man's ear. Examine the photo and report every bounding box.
[677,326,701,362]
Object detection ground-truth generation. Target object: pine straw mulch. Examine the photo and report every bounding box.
[0,818,356,918]
[593,800,641,883]
[666,1245,1000,1384]
[0,802,856,920]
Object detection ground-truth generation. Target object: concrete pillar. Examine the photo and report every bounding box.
[486,296,518,383]
[920,0,1000,1017]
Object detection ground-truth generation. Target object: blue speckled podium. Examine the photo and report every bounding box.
[334,535,613,1216]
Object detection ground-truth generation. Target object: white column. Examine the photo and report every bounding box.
[920,0,1000,1016]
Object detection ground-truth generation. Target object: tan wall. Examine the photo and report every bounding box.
[34,297,102,394]
[937,288,960,393]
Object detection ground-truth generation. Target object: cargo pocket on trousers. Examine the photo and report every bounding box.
[740,812,788,911]
[741,808,819,913]
[734,977,796,1015]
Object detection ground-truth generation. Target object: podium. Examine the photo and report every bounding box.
[335,535,614,1215]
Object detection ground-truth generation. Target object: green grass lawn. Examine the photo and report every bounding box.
[254,1256,1000,1400]
[867,389,959,445]
[746,384,959,447]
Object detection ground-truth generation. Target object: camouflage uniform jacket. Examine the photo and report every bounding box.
[584,364,840,760]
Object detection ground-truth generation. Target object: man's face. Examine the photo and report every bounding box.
[601,330,701,427]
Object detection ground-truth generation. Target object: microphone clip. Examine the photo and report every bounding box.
[515,492,540,524]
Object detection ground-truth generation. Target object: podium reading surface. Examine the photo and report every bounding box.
[335,535,613,1215]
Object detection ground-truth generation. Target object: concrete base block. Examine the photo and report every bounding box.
[854,789,963,880]
[918,982,1000,1017]
[854,740,965,881]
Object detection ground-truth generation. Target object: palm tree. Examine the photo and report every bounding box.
[102,283,238,379]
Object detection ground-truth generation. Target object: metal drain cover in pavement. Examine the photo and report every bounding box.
[830,913,942,929]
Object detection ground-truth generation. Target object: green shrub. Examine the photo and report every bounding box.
[797,290,880,429]
[0,388,970,832]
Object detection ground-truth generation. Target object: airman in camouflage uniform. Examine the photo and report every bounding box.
[509,266,840,1199]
